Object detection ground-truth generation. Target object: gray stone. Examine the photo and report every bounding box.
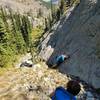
[39,0,100,88]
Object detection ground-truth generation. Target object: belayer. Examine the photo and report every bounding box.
[51,80,81,100]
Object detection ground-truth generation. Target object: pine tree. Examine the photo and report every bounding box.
[0,7,33,67]
[48,14,52,29]
[59,0,66,15]
[44,18,48,32]
[67,0,71,6]
[50,0,53,20]
[0,7,9,33]
[52,6,57,23]
[56,8,60,21]
[37,8,43,18]
[14,13,22,32]
[0,8,16,67]
[21,16,29,46]
[9,8,26,54]
[9,8,17,35]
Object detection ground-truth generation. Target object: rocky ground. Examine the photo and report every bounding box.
[0,61,99,100]
[0,63,69,100]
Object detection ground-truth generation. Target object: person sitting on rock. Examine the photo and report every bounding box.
[51,80,81,100]
[52,54,70,68]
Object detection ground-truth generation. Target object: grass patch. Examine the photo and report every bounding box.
[0,53,25,75]
[32,26,44,48]
[29,26,44,63]
[0,67,10,75]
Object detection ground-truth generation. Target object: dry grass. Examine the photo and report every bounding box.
[0,62,69,99]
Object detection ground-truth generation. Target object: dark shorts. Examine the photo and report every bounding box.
[56,61,63,66]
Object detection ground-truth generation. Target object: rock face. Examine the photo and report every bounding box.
[39,0,100,88]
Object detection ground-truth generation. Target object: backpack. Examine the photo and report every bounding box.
[51,87,76,100]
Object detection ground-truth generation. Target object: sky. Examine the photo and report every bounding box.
[42,0,50,2]
[42,0,59,4]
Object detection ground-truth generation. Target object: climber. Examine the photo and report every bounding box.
[51,80,81,100]
[51,54,70,68]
